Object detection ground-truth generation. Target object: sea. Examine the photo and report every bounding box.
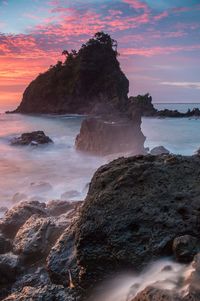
[0,102,199,300]
[0,102,200,210]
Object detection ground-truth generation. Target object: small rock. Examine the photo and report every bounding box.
[46,200,77,216]
[173,235,199,263]
[10,131,53,146]
[150,146,170,155]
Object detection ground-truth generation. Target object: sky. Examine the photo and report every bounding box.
[0,0,200,109]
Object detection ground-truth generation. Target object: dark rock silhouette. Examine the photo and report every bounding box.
[12,32,129,116]
[10,131,53,146]
[150,146,170,155]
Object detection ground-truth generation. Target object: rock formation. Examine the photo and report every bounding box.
[10,131,53,146]
[75,117,145,155]
[11,32,129,115]
[3,155,200,300]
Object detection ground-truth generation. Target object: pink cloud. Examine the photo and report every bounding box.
[123,0,149,12]
[121,45,200,57]
[154,11,168,21]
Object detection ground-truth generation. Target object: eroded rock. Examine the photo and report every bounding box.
[150,146,170,155]
[173,235,199,263]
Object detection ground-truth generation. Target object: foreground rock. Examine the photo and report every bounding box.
[75,117,145,155]
[3,285,78,301]
[10,131,53,146]
[74,154,200,288]
[0,201,47,238]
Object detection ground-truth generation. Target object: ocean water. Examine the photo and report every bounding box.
[0,102,200,210]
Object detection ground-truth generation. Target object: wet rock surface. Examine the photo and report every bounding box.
[74,154,200,288]
[10,131,53,146]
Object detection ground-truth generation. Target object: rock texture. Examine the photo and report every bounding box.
[75,117,145,155]
[74,154,200,288]
[11,32,129,115]
[0,201,47,238]
[10,131,53,146]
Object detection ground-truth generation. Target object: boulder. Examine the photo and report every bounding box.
[150,146,170,155]
[73,154,200,288]
[13,214,70,263]
[0,253,21,285]
[0,233,12,254]
[2,285,78,301]
[173,235,199,263]
[10,131,53,146]
[0,201,47,238]
[75,117,145,155]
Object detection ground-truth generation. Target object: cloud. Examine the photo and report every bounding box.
[161,82,200,89]
[121,45,200,57]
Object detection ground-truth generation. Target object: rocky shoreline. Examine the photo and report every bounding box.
[1,154,200,300]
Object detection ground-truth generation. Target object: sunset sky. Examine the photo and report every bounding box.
[0,0,200,109]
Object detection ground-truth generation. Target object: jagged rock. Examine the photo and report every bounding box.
[0,201,47,238]
[13,214,70,263]
[10,131,53,146]
[128,94,157,117]
[0,233,12,254]
[75,117,145,155]
[73,154,200,288]
[11,33,129,115]
[173,235,199,263]
[2,285,78,301]
[46,227,77,287]
[150,146,170,155]
[0,253,21,285]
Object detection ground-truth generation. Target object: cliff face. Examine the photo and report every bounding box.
[75,117,145,155]
[13,32,129,115]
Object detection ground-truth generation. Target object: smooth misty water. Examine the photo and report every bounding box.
[0,103,200,209]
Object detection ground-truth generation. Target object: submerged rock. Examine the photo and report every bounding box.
[73,154,200,288]
[150,146,170,155]
[0,201,47,238]
[10,131,53,146]
[75,117,145,155]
